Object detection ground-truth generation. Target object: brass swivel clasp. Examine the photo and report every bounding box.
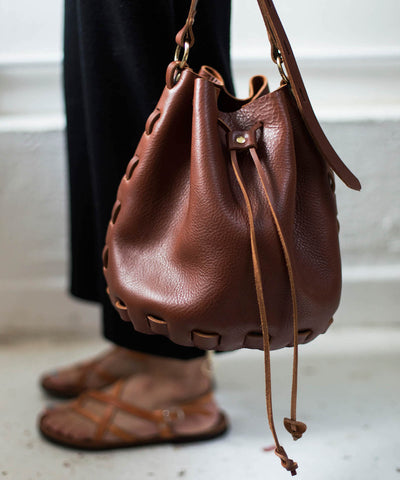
[173,41,190,83]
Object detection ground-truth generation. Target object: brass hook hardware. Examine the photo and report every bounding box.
[173,41,190,83]
[276,52,289,85]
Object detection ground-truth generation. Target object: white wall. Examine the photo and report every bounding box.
[1,0,399,121]
[232,0,400,58]
[0,0,399,337]
[1,0,399,59]
[0,0,63,60]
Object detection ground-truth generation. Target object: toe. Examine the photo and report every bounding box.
[39,410,60,437]
[40,372,58,390]
[39,405,98,447]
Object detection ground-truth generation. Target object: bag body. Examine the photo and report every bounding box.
[103,0,361,474]
[104,66,341,352]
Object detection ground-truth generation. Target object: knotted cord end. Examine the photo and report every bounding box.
[284,417,307,441]
[275,446,298,476]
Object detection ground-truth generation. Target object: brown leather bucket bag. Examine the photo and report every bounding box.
[103,0,361,474]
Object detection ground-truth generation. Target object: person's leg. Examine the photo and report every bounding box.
[66,0,234,353]
[67,0,234,317]
[41,0,233,398]
[39,0,233,446]
[39,354,227,448]
[72,0,234,355]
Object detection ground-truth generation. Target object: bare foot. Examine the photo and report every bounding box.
[40,346,155,398]
[39,355,226,448]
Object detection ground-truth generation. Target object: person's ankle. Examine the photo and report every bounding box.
[145,355,212,395]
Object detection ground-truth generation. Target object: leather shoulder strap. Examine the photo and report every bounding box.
[176,0,361,191]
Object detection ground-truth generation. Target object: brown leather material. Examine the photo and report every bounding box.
[243,332,264,349]
[199,65,270,108]
[103,67,349,473]
[104,70,345,353]
[284,417,307,441]
[147,315,169,335]
[103,0,361,474]
[39,382,229,449]
[174,0,361,192]
[230,139,302,474]
[191,330,221,350]
[175,0,198,48]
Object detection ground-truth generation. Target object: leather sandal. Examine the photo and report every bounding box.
[40,347,146,398]
[39,380,229,449]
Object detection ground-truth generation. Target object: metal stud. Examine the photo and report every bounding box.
[235,135,246,144]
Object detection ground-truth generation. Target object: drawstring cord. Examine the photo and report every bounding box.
[229,122,306,475]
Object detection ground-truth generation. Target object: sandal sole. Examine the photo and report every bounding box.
[39,412,229,450]
[40,384,84,399]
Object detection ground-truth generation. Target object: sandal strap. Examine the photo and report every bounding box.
[71,404,102,424]
[73,348,125,389]
[71,381,215,442]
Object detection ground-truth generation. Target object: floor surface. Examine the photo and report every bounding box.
[1,326,399,480]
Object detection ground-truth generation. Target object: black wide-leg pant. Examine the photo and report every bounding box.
[64,0,234,359]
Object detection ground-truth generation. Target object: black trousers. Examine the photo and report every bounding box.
[64,0,234,359]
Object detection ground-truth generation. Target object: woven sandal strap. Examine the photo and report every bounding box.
[72,382,215,442]
[86,390,164,423]
[70,402,136,442]
[85,388,213,420]
[107,423,139,442]
[70,380,124,441]
[63,356,114,391]
[178,391,214,415]
[71,404,102,425]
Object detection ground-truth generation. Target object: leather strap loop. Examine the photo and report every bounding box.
[175,1,197,48]
[229,123,301,475]
[176,0,361,191]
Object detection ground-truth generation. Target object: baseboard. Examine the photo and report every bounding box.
[0,280,100,343]
[0,274,398,343]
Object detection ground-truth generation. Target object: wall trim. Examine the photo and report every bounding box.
[0,53,400,130]
[232,53,400,121]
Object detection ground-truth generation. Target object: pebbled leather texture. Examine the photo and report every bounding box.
[176,0,361,192]
[107,1,361,473]
[103,64,345,352]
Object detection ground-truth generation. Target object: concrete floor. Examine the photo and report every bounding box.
[1,326,399,480]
